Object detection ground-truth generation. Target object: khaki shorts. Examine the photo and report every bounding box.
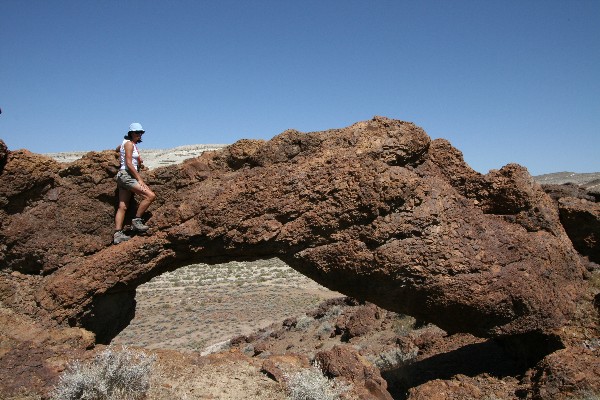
[116,169,139,190]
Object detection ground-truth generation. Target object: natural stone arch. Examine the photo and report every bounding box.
[0,117,586,346]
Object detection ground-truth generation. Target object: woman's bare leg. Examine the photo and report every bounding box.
[130,184,156,218]
[115,188,132,231]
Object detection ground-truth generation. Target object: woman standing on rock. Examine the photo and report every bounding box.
[113,122,156,244]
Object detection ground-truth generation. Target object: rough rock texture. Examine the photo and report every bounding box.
[0,139,7,173]
[527,346,600,400]
[334,302,386,341]
[406,375,521,400]
[0,118,596,398]
[543,183,600,264]
[315,345,393,400]
[0,149,121,274]
[0,304,94,397]
[0,118,586,340]
[229,295,598,400]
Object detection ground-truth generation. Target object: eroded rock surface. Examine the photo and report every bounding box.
[0,118,586,342]
[1,118,597,398]
[543,183,600,264]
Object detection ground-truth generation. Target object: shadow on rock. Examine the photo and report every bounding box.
[383,332,563,399]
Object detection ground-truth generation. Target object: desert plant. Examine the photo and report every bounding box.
[317,321,335,338]
[392,314,416,336]
[285,362,348,400]
[570,392,600,400]
[295,315,315,331]
[369,347,418,371]
[324,305,343,319]
[50,346,155,400]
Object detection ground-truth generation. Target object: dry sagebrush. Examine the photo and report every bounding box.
[51,346,155,400]
[285,362,349,400]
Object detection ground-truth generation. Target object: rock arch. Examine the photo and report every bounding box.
[0,117,585,344]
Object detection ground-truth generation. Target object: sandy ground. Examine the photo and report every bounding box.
[146,350,289,400]
[112,258,342,353]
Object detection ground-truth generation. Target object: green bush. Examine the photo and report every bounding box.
[51,346,155,400]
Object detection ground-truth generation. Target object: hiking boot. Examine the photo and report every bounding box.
[131,217,149,232]
[113,230,131,245]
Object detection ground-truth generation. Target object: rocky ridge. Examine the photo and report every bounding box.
[0,116,599,399]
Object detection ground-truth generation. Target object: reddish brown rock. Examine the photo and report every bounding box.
[0,306,94,397]
[543,183,597,203]
[335,302,385,340]
[260,354,311,383]
[528,346,600,399]
[407,374,520,400]
[0,139,7,172]
[542,183,600,263]
[315,345,393,400]
[557,198,600,263]
[0,117,586,343]
[0,149,121,274]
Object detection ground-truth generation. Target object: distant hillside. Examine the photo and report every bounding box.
[44,144,227,170]
[533,171,600,186]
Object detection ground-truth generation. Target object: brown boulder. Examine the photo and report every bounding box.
[528,346,600,399]
[543,186,600,264]
[407,374,520,400]
[557,197,600,264]
[543,183,597,203]
[260,354,311,383]
[335,302,385,340]
[0,305,94,397]
[315,345,393,400]
[0,149,121,274]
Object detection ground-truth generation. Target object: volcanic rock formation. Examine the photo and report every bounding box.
[0,116,586,339]
[0,117,597,398]
[542,183,600,264]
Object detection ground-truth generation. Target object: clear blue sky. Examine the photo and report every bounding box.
[1,1,598,175]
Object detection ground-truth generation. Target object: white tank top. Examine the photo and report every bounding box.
[119,139,140,171]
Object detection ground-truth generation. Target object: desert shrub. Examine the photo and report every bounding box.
[285,362,348,400]
[392,314,416,336]
[368,347,417,371]
[324,305,343,319]
[51,346,155,400]
[570,392,600,400]
[295,315,315,331]
[317,321,334,338]
[583,338,600,351]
